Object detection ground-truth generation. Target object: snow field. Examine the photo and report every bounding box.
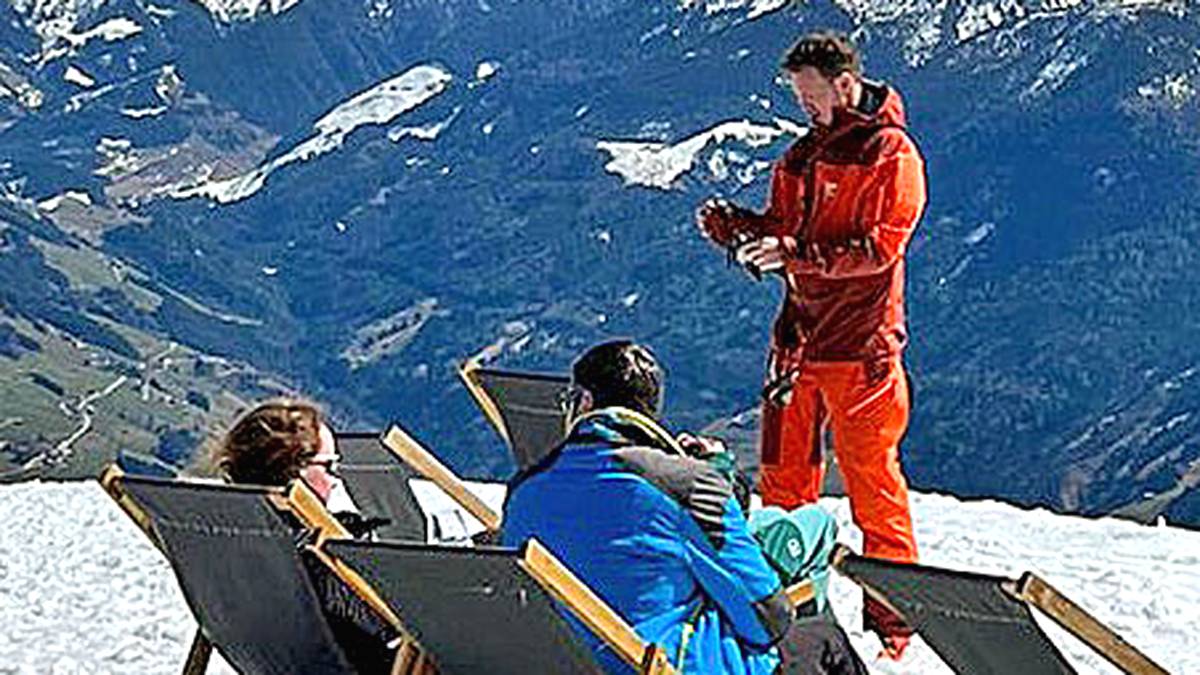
[2,481,1197,674]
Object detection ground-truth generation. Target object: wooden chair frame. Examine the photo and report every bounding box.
[98,465,436,675]
[519,538,674,674]
[830,544,1168,675]
[456,358,516,450]
[1005,572,1167,675]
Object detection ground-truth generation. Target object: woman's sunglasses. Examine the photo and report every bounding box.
[305,457,341,477]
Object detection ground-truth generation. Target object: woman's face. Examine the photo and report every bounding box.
[299,423,342,502]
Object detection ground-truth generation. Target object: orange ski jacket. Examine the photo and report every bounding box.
[759,82,927,363]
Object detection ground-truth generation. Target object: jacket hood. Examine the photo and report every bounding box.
[834,80,907,130]
[567,406,681,453]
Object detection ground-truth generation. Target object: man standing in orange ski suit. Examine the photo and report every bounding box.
[697,32,926,657]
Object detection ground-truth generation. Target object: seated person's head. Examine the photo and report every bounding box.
[570,340,664,419]
[215,398,342,503]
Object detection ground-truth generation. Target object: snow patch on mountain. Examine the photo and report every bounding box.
[1136,70,1198,109]
[1024,47,1090,101]
[0,60,43,109]
[58,16,141,47]
[191,0,303,23]
[63,64,95,88]
[23,13,143,65]
[474,60,499,81]
[698,0,1190,72]
[963,221,996,245]
[707,148,771,186]
[173,65,452,205]
[8,0,109,56]
[120,105,168,118]
[953,0,1029,42]
[56,60,180,115]
[38,189,92,211]
[680,0,789,19]
[465,319,535,366]
[388,105,461,143]
[597,119,793,190]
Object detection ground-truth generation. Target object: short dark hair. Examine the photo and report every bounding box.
[782,31,861,79]
[572,340,664,417]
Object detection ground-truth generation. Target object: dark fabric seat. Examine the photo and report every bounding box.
[108,473,360,674]
[459,364,571,473]
[326,539,676,675]
[336,432,428,541]
[834,547,1077,675]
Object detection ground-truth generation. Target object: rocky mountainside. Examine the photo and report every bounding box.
[2,0,1198,525]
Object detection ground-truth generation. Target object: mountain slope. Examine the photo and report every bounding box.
[1,0,1199,525]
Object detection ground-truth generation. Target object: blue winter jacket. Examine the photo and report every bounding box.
[502,409,791,674]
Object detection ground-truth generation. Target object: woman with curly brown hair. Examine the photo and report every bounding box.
[215,398,397,673]
[215,398,345,503]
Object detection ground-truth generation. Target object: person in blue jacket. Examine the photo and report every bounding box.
[503,340,866,674]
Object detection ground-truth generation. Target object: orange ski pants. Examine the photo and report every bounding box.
[759,357,918,564]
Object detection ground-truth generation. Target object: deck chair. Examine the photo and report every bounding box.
[325,538,675,674]
[336,432,428,541]
[379,425,815,604]
[458,360,571,472]
[830,544,1168,675]
[99,466,432,675]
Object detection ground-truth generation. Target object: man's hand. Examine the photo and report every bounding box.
[696,198,749,247]
[677,432,728,459]
[735,236,796,276]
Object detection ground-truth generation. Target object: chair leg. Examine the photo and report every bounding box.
[390,640,417,675]
[181,628,212,675]
[639,644,672,674]
[412,649,430,674]
[391,639,441,675]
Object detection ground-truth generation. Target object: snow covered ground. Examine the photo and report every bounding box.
[0,481,235,674]
[1,480,1197,674]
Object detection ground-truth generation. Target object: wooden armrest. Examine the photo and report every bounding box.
[785,579,814,607]
[382,425,502,532]
[519,539,677,675]
[1011,573,1168,675]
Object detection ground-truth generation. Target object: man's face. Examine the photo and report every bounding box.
[562,385,593,430]
[789,66,850,128]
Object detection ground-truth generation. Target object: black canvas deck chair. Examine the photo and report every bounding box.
[336,432,429,542]
[458,359,571,472]
[830,545,1168,675]
[325,538,677,674]
[99,466,435,675]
